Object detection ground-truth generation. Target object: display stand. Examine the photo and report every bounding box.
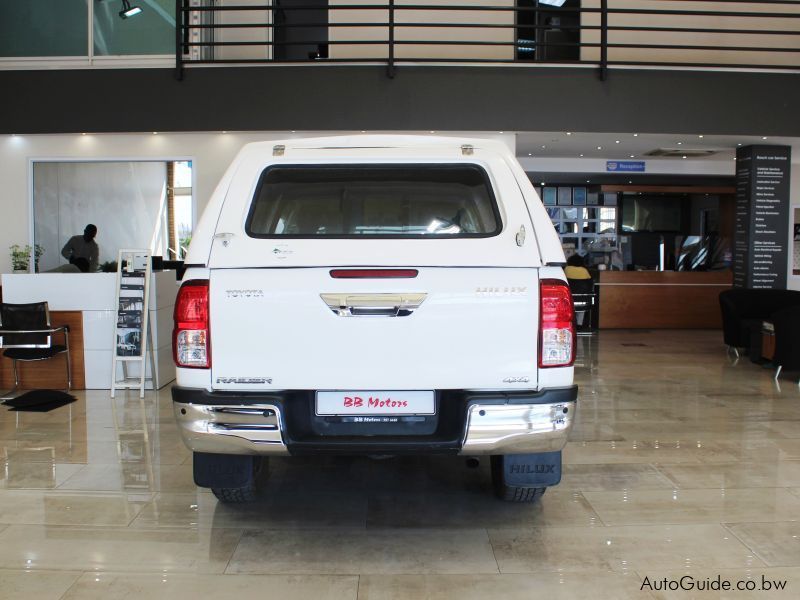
[110,250,155,399]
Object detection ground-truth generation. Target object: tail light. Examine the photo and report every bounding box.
[173,279,210,368]
[539,278,575,368]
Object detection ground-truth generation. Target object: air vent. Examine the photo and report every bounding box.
[644,148,718,158]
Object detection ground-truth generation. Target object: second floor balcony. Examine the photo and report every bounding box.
[1,1,799,77]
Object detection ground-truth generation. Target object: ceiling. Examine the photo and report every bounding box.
[513,131,800,161]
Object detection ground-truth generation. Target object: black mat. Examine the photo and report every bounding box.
[2,390,77,412]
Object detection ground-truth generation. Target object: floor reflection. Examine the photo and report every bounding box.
[0,330,797,599]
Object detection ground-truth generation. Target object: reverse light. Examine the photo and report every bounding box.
[539,278,575,368]
[173,280,210,368]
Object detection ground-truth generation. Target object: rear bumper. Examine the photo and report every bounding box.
[172,386,577,456]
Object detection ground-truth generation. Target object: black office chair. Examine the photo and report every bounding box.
[568,278,597,335]
[0,302,71,398]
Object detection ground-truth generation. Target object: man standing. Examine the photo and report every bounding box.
[61,224,99,273]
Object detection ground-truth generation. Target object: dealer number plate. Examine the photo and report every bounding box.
[315,390,435,416]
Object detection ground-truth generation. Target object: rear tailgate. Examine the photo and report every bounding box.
[210,267,539,391]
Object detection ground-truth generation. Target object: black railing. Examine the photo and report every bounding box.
[175,1,800,80]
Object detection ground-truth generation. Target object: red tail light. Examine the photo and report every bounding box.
[173,279,210,369]
[539,278,575,368]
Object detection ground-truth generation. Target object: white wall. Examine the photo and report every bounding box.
[788,163,800,291]
[581,1,800,67]
[0,131,515,273]
[329,0,515,60]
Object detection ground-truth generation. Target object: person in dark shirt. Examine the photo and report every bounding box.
[61,224,99,273]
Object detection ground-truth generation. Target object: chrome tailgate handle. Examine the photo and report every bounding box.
[321,293,426,317]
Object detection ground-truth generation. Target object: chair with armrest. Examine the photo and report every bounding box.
[568,278,597,335]
[770,306,800,383]
[0,302,71,399]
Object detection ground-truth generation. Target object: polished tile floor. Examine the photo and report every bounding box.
[1,330,799,599]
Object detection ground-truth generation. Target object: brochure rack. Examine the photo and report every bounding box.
[110,249,155,399]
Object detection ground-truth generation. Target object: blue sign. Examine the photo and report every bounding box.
[607,161,646,172]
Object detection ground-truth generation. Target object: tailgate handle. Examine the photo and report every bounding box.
[320,293,426,317]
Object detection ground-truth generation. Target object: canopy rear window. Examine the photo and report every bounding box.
[245,164,501,238]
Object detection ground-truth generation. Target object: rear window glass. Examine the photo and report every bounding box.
[245,164,501,238]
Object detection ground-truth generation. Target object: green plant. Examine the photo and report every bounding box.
[100,260,118,273]
[9,244,31,271]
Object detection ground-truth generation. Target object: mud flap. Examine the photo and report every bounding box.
[495,451,562,488]
[193,452,256,489]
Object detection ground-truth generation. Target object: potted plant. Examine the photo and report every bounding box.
[9,244,31,273]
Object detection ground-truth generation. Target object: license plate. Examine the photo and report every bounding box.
[315,390,435,416]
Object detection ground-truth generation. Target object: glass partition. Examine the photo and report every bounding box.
[33,161,192,272]
[93,0,175,56]
[0,0,88,57]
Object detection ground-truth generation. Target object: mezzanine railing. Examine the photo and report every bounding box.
[175,0,800,79]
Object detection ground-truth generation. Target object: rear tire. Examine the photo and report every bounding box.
[212,483,258,504]
[193,452,265,504]
[490,455,549,503]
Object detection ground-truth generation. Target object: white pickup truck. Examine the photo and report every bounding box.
[172,135,577,503]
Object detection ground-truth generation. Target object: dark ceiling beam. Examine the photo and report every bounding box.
[1,66,799,136]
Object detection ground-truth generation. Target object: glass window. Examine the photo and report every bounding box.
[246,164,501,238]
[94,0,174,56]
[0,0,88,57]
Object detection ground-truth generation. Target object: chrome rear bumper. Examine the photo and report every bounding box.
[459,401,575,455]
[174,402,290,455]
[173,388,576,456]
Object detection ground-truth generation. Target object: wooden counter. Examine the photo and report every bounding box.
[598,270,732,329]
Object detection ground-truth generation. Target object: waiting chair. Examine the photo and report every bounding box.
[568,278,597,336]
[0,302,71,398]
[771,306,800,384]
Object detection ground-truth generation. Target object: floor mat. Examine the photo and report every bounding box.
[2,390,77,412]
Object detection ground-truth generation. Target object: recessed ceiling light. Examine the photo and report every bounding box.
[633,133,639,137]
[597,146,602,150]
[698,135,704,138]
[682,155,687,159]
[615,140,620,144]
[762,136,768,140]
[499,131,504,134]
[579,154,584,157]
[152,132,158,135]
[586,180,590,183]
[677,142,683,145]
[360,130,366,133]
[629,154,635,158]
[628,180,632,184]
[527,153,532,156]
[566,132,572,136]
[430,131,436,134]
[541,145,546,149]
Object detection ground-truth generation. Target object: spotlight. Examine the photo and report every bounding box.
[119,0,142,19]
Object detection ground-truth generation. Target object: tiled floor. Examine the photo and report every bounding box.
[1,330,799,598]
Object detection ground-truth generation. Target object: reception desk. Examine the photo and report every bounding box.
[0,272,178,390]
[598,270,733,329]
